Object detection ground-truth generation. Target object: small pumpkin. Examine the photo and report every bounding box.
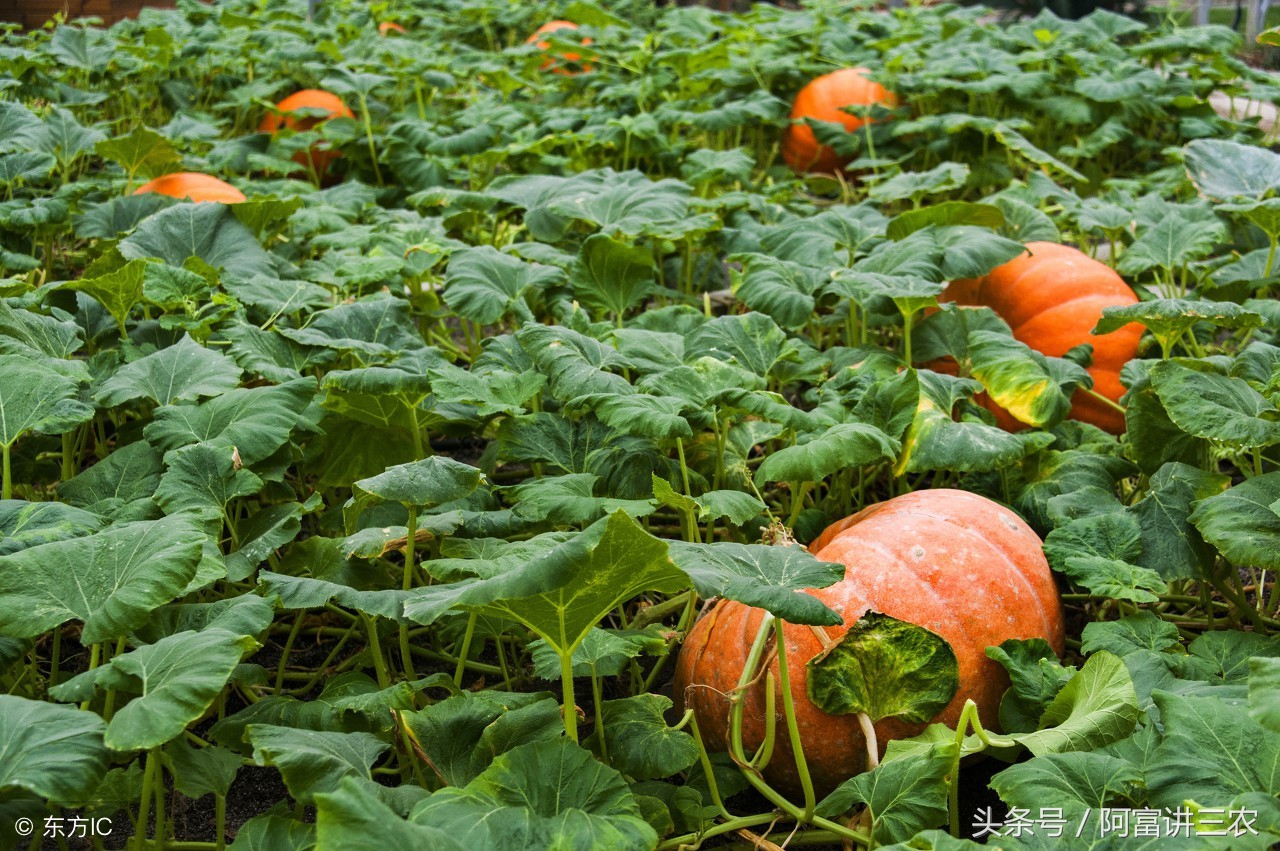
[259,89,354,179]
[378,21,407,35]
[525,21,593,74]
[674,489,1064,796]
[941,242,1142,434]
[781,68,896,175]
[133,173,246,204]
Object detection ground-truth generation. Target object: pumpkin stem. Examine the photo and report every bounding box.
[856,711,879,771]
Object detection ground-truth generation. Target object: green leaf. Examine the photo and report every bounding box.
[0,514,205,644]
[733,255,824,330]
[57,440,164,522]
[144,378,315,466]
[1129,462,1228,580]
[280,297,424,358]
[0,354,91,447]
[1188,472,1280,570]
[350,456,484,511]
[1095,299,1262,354]
[754,423,899,484]
[885,201,1003,240]
[990,752,1140,817]
[986,639,1076,734]
[95,126,181,179]
[1059,556,1167,604]
[1171,630,1280,685]
[132,593,275,645]
[0,695,108,805]
[59,258,148,334]
[400,691,562,787]
[427,363,544,417]
[315,778,466,850]
[573,234,655,319]
[563,393,695,440]
[589,694,698,781]
[1184,139,1280,201]
[529,627,667,680]
[1249,658,1280,733]
[96,336,242,407]
[1145,690,1280,809]
[0,151,56,186]
[256,572,412,621]
[815,742,958,845]
[248,726,390,805]
[404,512,687,660]
[154,443,263,521]
[119,202,271,280]
[806,611,959,723]
[443,246,563,325]
[685,313,797,379]
[0,499,103,555]
[67,629,255,752]
[411,738,658,851]
[870,164,970,205]
[1043,512,1142,572]
[229,808,316,851]
[507,474,655,525]
[1014,652,1141,757]
[1080,611,1182,659]
[1116,213,1226,276]
[969,330,1075,428]
[667,540,844,626]
[516,324,633,400]
[934,226,1028,280]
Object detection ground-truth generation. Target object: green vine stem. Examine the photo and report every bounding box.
[453,611,478,687]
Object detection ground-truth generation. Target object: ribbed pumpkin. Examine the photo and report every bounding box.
[674,489,1065,796]
[526,21,593,74]
[258,90,354,179]
[133,173,245,204]
[941,242,1142,434]
[781,68,896,175]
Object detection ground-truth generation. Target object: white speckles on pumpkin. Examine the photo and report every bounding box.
[911,545,926,560]
[1000,514,1021,533]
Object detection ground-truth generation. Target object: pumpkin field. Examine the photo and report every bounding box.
[1,0,1279,847]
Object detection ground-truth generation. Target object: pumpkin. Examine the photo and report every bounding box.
[941,242,1142,434]
[378,21,407,35]
[781,68,896,175]
[133,173,246,204]
[525,21,593,74]
[674,488,1064,796]
[258,89,354,179]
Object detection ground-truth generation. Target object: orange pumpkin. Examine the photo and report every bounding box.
[525,21,593,74]
[675,489,1065,796]
[782,68,896,175]
[133,173,246,204]
[259,90,354,179]
[378,21,407,35]
[941,242,1142,434]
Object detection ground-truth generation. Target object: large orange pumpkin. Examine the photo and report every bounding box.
[675,489,1065,796]
[525,21,593,74]
[259,90,354,179]
[940,242,1142,434]
[781,68,896,175]
[133,173,246,204]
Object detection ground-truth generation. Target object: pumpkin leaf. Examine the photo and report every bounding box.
[1014,651,1141,756]
[248,726,390,805]
[1249,658,1280,734]
[0,514,205,644]
[1129,462,1228,580]
[1184,139,1280,202]
[96,336,243,407]
[409,739,658,851]
[315,777,467,850]
[806,611,959,724]
[990,751,1141,818]
[588,694,699,781]
[668,540,844,626]
[754,423,899,484]
[1187,472,1280,571]
[0,695,109,805]
[815,742,958,845]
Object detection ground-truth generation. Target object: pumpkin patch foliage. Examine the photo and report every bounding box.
[1,0,1280,848]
